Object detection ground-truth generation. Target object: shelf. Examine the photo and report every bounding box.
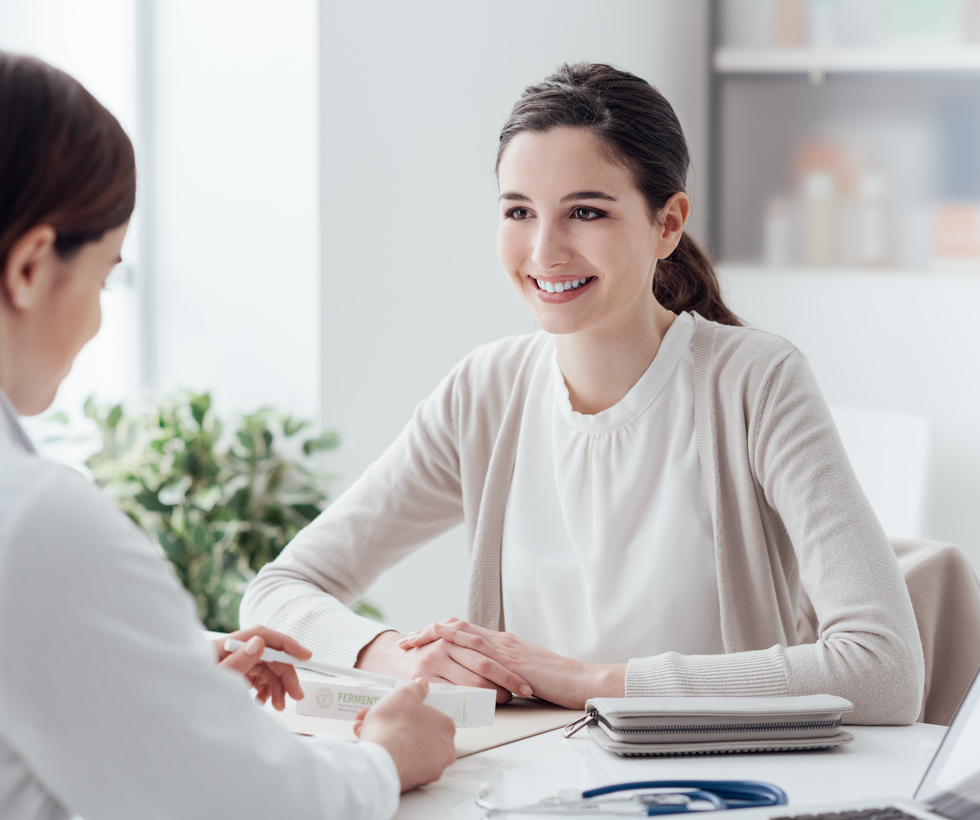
[719,263,980,278]
[714,46,980,77]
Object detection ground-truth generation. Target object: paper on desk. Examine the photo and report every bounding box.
[267,696,585,759]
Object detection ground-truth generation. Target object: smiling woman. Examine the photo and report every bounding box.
[241,62,925,725]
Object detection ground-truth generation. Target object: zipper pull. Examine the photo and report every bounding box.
[562,710,597,738]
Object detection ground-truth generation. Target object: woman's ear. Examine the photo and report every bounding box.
[654,192,691,260]
[2,225,57,310]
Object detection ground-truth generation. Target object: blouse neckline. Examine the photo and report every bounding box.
[551,312,693,435]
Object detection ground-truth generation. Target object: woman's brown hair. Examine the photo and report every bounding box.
[0,52,136,270]
[497,62,740,327]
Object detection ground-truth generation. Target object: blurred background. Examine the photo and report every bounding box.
[2,0,979,633]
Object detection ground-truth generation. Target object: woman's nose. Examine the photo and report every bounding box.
[530,220,572,269]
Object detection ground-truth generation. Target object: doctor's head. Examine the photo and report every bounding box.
[0,51,135,415]
[495,62,739,336]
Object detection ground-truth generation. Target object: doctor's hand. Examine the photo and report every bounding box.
[212,625,311,711]
[354,678,456,792]
[356,630,533,704]
[398,618,626,710]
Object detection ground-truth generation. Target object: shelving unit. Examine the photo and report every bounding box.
[714,45,980,77]
[707,10,980,268]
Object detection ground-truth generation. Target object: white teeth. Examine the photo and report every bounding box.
[537,277,590,292]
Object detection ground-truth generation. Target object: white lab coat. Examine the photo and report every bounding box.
[0,392,400,820]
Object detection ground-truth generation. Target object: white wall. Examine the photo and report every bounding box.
[724,268,980,568]
[150,0,320,419]
[319,0,711,632]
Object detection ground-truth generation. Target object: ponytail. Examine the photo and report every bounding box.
[655,233,741,327]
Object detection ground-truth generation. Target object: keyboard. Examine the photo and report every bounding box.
[773,809,922,820]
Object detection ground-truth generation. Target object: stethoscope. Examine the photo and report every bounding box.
[475,779,788,817]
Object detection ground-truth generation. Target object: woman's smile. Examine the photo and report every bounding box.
[529,274,597,301]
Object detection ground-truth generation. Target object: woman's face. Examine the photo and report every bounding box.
[20,222,128,414]
[497,127,675,339]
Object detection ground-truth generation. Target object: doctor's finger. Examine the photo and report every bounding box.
[268,661,305,702]
[258,664,288,710]
[229,625,312,660]
[445,643,532,698]
[218,636,266,676]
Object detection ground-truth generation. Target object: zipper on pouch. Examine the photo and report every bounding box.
[562,710,842,739]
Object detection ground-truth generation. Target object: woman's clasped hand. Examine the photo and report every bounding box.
[359,624,533,704]
[395,618,624,709]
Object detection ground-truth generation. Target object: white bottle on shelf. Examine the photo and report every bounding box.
[802,170,837,267]
[763,196,795,268]
[809,0,838,48]
[856,172,887,267]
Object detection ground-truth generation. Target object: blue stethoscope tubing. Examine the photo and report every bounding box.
[583,780,788,811]
[475,778,788,816]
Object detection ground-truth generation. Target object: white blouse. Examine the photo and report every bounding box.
[501,312,723,664]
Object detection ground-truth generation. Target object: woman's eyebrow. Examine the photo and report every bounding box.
[498,190,619,203]
[560,190,617,203]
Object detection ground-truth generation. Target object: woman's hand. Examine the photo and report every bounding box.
[398,618,626,709]
[356,630,533,704]
[212,625,311,711]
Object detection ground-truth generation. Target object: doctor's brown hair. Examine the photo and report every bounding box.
[497,62,740,327]
[0,52,136,272]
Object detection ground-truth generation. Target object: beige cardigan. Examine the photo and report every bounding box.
[241,314,924,724]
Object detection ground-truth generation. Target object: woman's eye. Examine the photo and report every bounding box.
[506,207,532,220]
[572,207,603,221]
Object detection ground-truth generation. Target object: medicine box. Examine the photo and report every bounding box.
[293,669,496,728]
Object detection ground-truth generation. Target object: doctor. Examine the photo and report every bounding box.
[0,51,455,820]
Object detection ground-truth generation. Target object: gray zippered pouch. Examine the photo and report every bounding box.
[563,695,855,756]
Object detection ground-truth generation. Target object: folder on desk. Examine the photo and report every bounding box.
[269,696,584,759]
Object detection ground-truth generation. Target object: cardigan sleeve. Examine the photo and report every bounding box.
[754,350,923,722]
[626,345,924,724]
[240,364,466,666]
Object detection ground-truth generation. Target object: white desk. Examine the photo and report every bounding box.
[394,723,946,819]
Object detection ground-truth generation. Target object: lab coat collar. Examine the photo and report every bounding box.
[0,388,37,454]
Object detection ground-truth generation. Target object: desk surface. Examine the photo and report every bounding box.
[394,723,946,819]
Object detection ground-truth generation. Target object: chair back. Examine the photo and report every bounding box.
[893,538,980,725]
[797,537,980,725]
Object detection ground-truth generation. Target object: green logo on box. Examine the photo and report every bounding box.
[316,687,334,710]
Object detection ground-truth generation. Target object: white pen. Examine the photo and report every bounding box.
[223,638,398,687]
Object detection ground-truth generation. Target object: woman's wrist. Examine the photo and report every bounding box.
[583,662,627,704]
[356,630,405,677]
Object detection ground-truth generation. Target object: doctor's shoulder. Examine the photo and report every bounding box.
[0,451,162,577]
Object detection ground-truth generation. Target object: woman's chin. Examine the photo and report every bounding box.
[531,311,591,337]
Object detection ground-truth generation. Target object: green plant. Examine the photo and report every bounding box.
[81,391,379,632]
